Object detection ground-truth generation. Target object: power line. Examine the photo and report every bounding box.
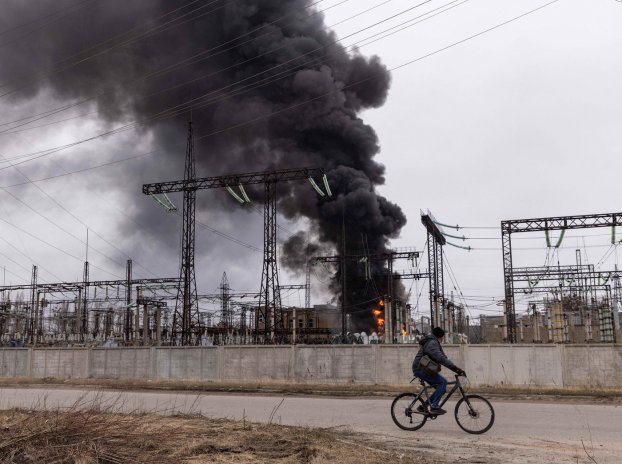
[0,4,343,141]
[0,151,136,269]
[0,0,462,158]
[0,145,139,281]
[469,243,621,251]
[0,185,125,268]
[0,0,96,43]
[0,1,449,267]
[0,0,228,96]
[0,2,360,160]
[450,231,622,241]
[442,249,474,321]
[191,0,562,141]
[0,218,112,282]
[0,243,38,279]
[0,151,153,188]
[0,4,367,147]
[0,0,541,157]
[0,0,331,103]
[352,0,471,49]
[190,212,262,253]
[0,0,562,269]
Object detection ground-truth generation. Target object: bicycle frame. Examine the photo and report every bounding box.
[412,374,467,410]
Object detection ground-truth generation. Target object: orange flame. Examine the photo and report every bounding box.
[401,323,407,337]
[372,308,384,332]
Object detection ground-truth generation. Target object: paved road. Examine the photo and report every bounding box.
[0,387,620,463]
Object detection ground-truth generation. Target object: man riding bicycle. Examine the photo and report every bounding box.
[412,327,466,415]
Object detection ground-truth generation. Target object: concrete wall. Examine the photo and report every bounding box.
[1,344,621,388]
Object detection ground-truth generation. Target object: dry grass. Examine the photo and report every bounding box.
[0,406,427,464]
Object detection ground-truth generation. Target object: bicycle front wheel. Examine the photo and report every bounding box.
[454,394,495,434]
[390,393,428,431]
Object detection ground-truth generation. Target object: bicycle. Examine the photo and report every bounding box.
[390,373,495,434]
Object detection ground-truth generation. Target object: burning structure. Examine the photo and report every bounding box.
[0,0,407,344]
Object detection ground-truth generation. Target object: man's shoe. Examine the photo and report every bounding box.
[416,403,428,413]
[429,407,446,415]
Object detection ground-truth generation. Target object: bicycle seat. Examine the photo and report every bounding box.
[412,375,440,387]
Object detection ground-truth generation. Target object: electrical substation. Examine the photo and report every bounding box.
[2,2,622,462]
[0,126,620,347]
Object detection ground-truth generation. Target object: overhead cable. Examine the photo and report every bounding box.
[0,1,562,261]
[0,0,331,99]
[0,0,96,45]
[0,0,448,155]
[0,0,228,96]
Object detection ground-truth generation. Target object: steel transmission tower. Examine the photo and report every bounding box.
[176,123,200,345]
[261,180,282,341]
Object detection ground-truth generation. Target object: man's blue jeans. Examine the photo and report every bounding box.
[413,370,448,408]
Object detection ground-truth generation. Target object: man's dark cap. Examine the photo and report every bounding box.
[432,327,445,338]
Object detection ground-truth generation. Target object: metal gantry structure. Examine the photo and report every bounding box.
[421,212,446,328]
[0,261,180,345]
[311,248,423,342]
[197,289,259,343]
[509,264,619,343]
[501,211,622,343]
[144,162,328,344]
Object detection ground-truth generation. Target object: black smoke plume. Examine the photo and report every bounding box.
[0,0,406,331]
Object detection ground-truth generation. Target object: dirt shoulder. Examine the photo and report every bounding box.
[0,409,430,464]
[1,377,621,404]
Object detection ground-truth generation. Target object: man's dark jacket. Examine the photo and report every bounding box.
[412,334,458,374]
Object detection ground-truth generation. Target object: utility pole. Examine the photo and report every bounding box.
[305,261,311,309]
[28,265,37,344]
[341,215,347,341]
[81,261,89,342]
[386,254,394,343]
[613,265,621,332]
[220,272,231,330]
[125,259,132,342]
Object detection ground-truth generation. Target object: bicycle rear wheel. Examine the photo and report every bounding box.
[390,393,428,431]
[454,394,495,434]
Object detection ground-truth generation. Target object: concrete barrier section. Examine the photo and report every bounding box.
[0,349,28,377]
[31,349,89,379]
[564,345,622,387]
[1,344,621,388]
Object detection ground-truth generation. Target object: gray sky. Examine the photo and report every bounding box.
[323,0,622,321]
[0,0,621,321]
